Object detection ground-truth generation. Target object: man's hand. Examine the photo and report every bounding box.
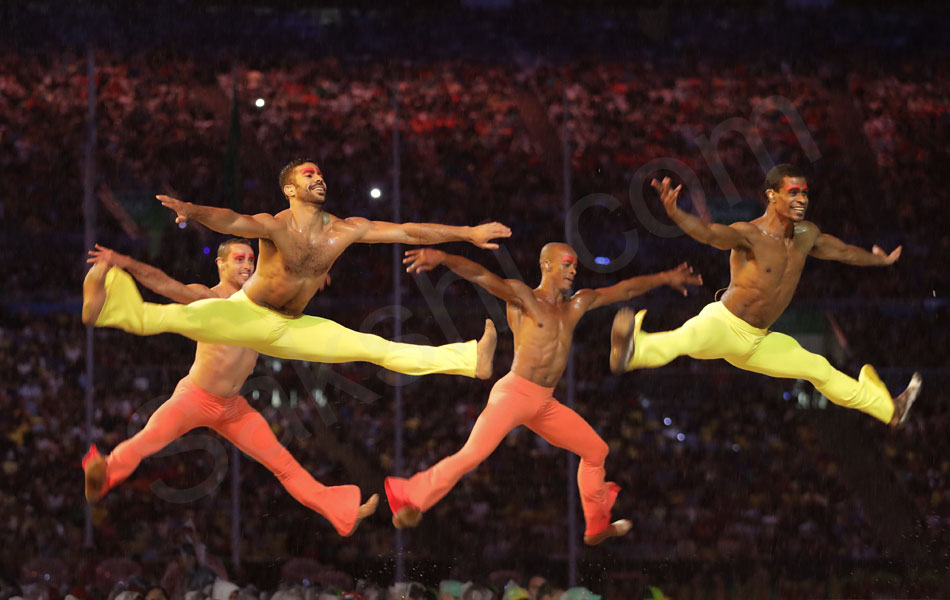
[468,222,512,250]
[157,195,192,224]
[665,262,703,296]
[403,248,446,273]
[872,244,902,265]
[87,244,131,269]
[651,177,683,215]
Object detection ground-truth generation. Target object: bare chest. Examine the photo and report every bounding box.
[279,229,347,275]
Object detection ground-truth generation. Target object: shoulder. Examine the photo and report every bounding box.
[797,220,820,234]
[269,210,292,226]
[187,283,217,300]
[570,288,599,308]
[338,215,372,234]
[730,221,757,234]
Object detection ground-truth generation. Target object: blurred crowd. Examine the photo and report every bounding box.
[3,1,950,599]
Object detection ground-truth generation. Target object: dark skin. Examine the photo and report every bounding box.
[655,176,901,329]
[157,162,511,316]
[404,243,701,387]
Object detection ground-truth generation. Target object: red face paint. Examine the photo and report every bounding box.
[300,167,316,176]
[561,254,576,265]
[785,184,808,193]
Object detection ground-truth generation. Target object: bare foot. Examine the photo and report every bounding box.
[475,319,497,380]
[82,262,111,326]
[82,444,107,503]
[392,506,422,529]
[609,308,644,375]
[344,493,379,537]
[583,519,632,546]
[890,372,922,428]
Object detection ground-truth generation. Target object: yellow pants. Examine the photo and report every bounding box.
[96,267,477,378]
[626,302,895,423]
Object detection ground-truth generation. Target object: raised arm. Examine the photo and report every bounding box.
[654,178,751,251]
[157,195,279,239]
[87,244,215,304]
[809,230,902,266]
[404,248,541,316]
[579,263,703,311]
[349,218,512,249]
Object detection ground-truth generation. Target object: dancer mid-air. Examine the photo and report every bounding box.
[610,165,921,426]
[83,159,506,379]
[82,241,377,536]
[385,244,701,544]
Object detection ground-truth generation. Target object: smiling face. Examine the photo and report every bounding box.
[767,176,809,222]
[216,243,255,289]
[283,162,327,205]
[539,243,578,296]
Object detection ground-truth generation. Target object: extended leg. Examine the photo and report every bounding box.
[84,379,215,501]
[528,401,628,543]
[384,376,533,527]
[612,303,753,373]
[734,331,920,425]
[214,398,372,536]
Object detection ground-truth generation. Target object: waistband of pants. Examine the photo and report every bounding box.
[707,301,768,336]
[498,370,557,395]
[178,376,241,403]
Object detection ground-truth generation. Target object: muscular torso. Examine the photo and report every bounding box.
[720,219,819,329]
[242,210,366,315]
[508,291,588,387]
[188,285,259,397]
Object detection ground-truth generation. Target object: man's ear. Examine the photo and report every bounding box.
[283,183,295,199]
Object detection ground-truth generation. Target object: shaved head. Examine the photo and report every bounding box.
[539,242,576,266]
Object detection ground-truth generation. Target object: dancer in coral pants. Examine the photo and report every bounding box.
[385,244,701,545]
[610,167,920,426]
[81,241,376,536]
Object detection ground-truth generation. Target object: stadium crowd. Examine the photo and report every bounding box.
[2,1,949,598]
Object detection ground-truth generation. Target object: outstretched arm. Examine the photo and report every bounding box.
[580,263,703,311]
[87,244,215,304]
[654,178,750,251]
[350,218,512,249]
[157,195,279,239]
[810,232,901,266]
[404,248,541,317]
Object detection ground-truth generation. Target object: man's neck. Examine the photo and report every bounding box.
[288,200,324,232]
[761,208,794,238]
[536,279,567,303]
[213,280,240,298]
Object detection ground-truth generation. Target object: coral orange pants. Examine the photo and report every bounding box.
[105,377,360,536]
[386,371,620,537]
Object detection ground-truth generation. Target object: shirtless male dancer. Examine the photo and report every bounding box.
[82,241,378,536]
[384,244,701,545]
[82,158,506,380]
[610,164,921,426]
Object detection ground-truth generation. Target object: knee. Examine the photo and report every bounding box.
[806,356,835,386]
[584,438,609,466]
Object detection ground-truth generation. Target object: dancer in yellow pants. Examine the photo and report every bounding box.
[610,167,921,426]
[83,158,506,377]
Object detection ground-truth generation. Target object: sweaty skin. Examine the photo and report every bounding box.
[157,162,512,316]
[655,176,901,329]
[404,243,701,387]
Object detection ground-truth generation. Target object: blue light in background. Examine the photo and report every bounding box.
[594,256,610,265]
[203,247,210,255]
